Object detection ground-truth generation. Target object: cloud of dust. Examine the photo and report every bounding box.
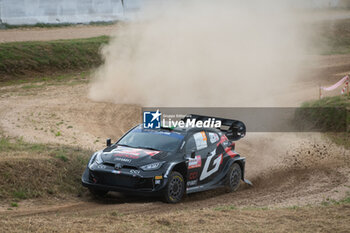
[89,0,313,107]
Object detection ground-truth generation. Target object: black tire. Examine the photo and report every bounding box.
[225,163,241,192]
[163,171,185,203]
[89,188,108,198]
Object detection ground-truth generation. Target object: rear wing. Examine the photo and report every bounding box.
[182,114,246,141]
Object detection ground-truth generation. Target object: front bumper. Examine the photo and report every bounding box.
[81,166,168,195]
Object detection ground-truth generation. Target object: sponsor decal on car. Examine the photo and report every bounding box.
[112,147,141,155]
[200,149,223,181]
[130,169,140,175]
[189,172,198,180]
[111,146,160,158]
[113,157,132,163]
[187,180,198,187]
[113,153,139,159]
[194,131,207,150]
[209,132,219,143]
[188,155,202,169]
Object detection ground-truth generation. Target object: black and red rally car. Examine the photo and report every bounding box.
[82,115,251,203]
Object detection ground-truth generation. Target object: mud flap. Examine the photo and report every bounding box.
[243,179,253,186]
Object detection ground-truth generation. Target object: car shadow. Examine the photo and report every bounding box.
[82,183,252,205]
[84,191,161,205]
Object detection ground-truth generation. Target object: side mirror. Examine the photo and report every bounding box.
[191,150,196,159]
[106,138,112,147]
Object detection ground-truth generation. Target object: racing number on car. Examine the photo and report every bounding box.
[199,149,222,181]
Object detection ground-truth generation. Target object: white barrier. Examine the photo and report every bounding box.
[319,75,350,98]
[0,0,141,25]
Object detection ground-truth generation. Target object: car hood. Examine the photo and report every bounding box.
[101,145,167,166]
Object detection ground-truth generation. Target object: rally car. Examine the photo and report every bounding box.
[82,114,251,203]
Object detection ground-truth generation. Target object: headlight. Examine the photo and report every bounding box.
[140,162,165,171]
[89,151,103,166]
[94,152,103,164]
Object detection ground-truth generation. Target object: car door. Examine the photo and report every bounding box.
[185,131,220,187]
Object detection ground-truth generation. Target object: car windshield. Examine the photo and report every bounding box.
[117,128,184,152]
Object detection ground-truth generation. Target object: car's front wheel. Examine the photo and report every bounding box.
[163,171,185,203]
[225,163,241,192]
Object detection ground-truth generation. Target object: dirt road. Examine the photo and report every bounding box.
[0,24,116,43]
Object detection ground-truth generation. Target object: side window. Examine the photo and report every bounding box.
[185,136,196,152]
[186,131,208,152]
[208,132,220,144]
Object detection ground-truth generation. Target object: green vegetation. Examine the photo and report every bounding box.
[55,131,62,137]
[0,136,92,200]
[10,202,18,207]
[297,95,349,148]
[301,95,349,108]
[321,193,350,206]
[214,205,236,211]
[0,36,109,81]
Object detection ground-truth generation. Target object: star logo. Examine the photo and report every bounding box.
[151,109,162,122]
[143,110,162,129]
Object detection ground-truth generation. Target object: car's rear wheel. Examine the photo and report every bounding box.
[163,171,185,203]
[225,163,241,192]
[89,188,108,198]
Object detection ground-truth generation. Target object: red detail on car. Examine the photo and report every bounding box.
[189,172,198,180]
[217,134,228,146]
[220,154,224,164]
[225,147,238,158]
[188,155,202,169]
[144,151,160,156]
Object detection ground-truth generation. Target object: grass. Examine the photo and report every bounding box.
[321,194,350,206]
[302,95,350,108]
[21,83,43,89]
[10,202,18,207]
[297,95,350,148]
[213,205,236,211]
[0,136,92,200]
[0,36,109,82]
[55,131,61,137]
